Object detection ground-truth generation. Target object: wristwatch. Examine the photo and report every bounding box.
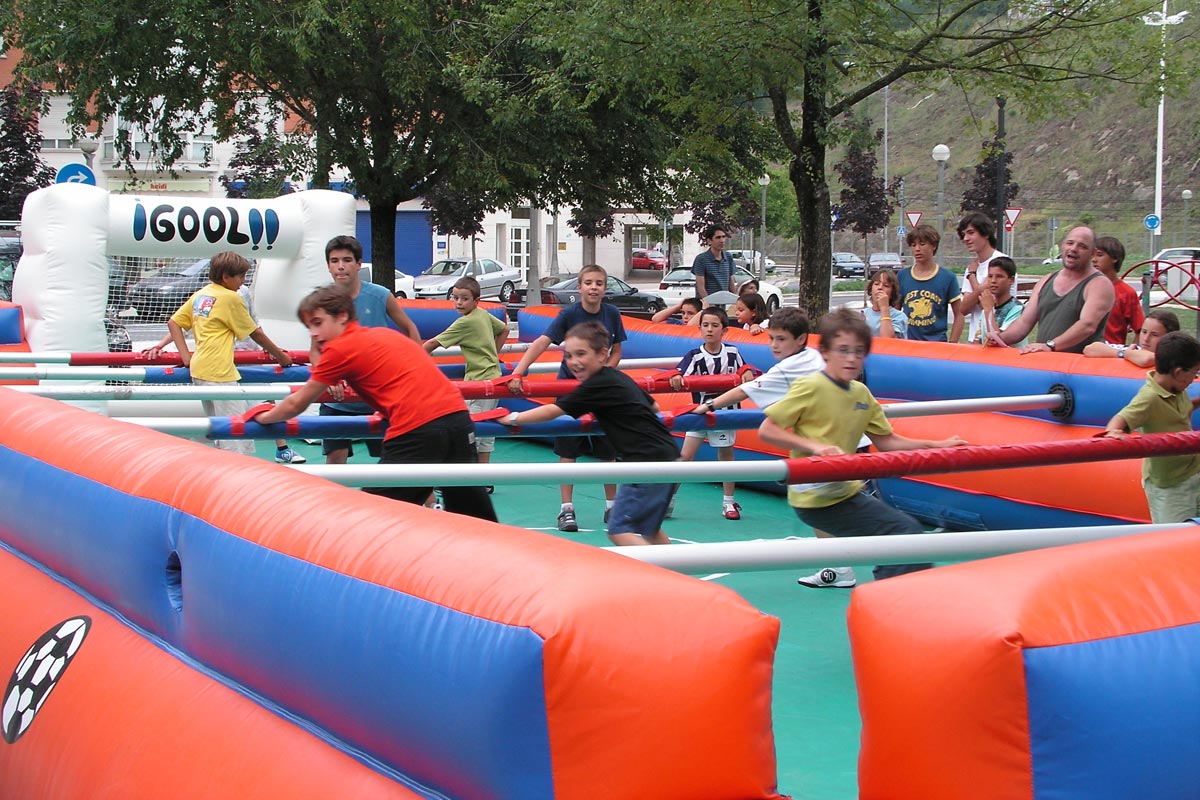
[1046,339,1057,352]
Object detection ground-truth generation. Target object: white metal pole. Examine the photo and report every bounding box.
[606,523,1192,573]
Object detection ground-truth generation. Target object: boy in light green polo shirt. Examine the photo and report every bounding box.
[423,276,508,463]
[1104,331,1200,523]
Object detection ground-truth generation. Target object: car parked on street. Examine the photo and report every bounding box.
[727,250,777,273]
[358,264,415,298]
[413,258,522,301]
[127,258,213,321]
[832,252,866,278]
[656,266,783,311]
[868,253,903,274]
[506,274,666,320]
[631,249,668,270]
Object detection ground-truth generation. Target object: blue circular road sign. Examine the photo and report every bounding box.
[55,164,97,186]
[1144,213,1161,231]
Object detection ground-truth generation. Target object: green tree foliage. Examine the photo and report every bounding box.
[961,135,1019,224]
[218,99,307,200]
[525,0,1177,313]
[0,83,55,219]
[833,118,895,258]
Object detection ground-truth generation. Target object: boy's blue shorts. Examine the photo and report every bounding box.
[608,481,677,538]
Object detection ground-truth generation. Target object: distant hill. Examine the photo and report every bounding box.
[831,79,1200,264]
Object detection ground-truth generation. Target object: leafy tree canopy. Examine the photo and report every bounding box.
[833,116,896,256]
[961,135,1019,224]
[0,82,56,219]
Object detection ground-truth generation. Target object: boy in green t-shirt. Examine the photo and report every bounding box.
[759,309,966,583]
[423,276,508,463]
[1104,331,1200,523]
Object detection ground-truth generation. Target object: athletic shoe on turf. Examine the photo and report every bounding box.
[604,507,611,524]
[275,448,306,464]
[558,508,579,532]
[797,567,857,589]
[722,501,742,520]
[665,497,675,518]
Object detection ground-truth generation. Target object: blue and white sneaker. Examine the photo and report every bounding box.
[275,447,307,464]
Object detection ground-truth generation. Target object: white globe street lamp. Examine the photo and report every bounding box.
[932,144,950,234]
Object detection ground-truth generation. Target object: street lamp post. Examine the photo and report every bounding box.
[758,174,770,279]
[932,144,950,235]
[1144,1,1189,256]
[1183,189,1193,244]
[77,138,98,169]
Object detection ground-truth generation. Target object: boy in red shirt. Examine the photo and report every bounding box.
[1094,236,1143,345]
[253,285,496,521]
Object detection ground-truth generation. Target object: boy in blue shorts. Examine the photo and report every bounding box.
[669,306,746,519]
[499,321,676,545]
[759,309,967,582]
[507,264,626,531]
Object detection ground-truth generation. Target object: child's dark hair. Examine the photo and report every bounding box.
[699,306,729,327]
[868,268,902,309]
[208,251,251,284]
[298,284,358,323]
[324,235,363,262]
[564,321,609,353]
[1154,331,1200,374]
[956,211,998,248]
[817,308,873,355]
[738,292,769,324]
[988,256,1017,279]
[453,276,481,299]
[680,297,703,313]
[1095,236,1125,269]
[767,307,810,338]
[1147,309,1181,333]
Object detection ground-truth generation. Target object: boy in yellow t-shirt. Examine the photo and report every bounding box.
[759,309,966,583]
[167,252,293,455]
[423,276,508,464]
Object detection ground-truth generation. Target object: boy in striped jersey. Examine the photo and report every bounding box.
[668,306,747,519]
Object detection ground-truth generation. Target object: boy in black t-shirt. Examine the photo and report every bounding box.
[499,321,676,546]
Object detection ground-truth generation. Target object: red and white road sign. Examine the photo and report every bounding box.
[1004,207,1022,233]
[905,211,923,229]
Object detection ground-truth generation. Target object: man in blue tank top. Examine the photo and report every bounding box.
[316,235,422,464]
[998,226,1115,354]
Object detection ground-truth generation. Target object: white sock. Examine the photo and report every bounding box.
[561,503,574,512]
[723,495,735,504]
[605,500,614,510]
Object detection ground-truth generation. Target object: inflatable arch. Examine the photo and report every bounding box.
[14,185,356,355]
[0,389,784,799]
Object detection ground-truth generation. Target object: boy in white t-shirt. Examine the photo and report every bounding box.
[669,306,747,519]
[956,212,1008,343]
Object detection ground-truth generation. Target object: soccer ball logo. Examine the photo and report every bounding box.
[2,616,91,744]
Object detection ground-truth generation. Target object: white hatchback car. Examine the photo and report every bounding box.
[656,266,783,311]
[358,263,416,298]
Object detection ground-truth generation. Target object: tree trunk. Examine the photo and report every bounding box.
[791,0,833,317]
[369,197,399,288]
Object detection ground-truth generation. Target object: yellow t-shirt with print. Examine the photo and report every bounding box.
[170,284,257,383]
[764,372,892,508]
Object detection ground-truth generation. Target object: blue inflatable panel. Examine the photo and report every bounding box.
[1025,623,1200,799]
[0,443,555,800]
[0,305,22,345]
[405,304,508,340]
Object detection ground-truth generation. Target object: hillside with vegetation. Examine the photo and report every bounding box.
[829,78,1200,266]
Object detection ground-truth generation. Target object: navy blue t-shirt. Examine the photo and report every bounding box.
[543,302,628,378]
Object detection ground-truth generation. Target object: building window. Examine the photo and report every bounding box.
[630,225,656,251]
[40,139,79,151]
[509,226,529,270]
[190,135,214,161]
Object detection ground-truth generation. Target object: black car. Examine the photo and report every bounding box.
[832,252,866,278]
[507,274,666,320]
[127,258,213,320]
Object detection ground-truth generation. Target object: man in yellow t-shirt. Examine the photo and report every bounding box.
[760,309,966,584]
[167,252,293,454]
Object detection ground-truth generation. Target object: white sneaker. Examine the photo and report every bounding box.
[797,567,857,589]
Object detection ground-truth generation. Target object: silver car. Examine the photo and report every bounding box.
[413,258,523,301]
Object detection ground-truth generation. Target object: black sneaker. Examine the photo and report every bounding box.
[557,508,579,532]
[603,507,611,524]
